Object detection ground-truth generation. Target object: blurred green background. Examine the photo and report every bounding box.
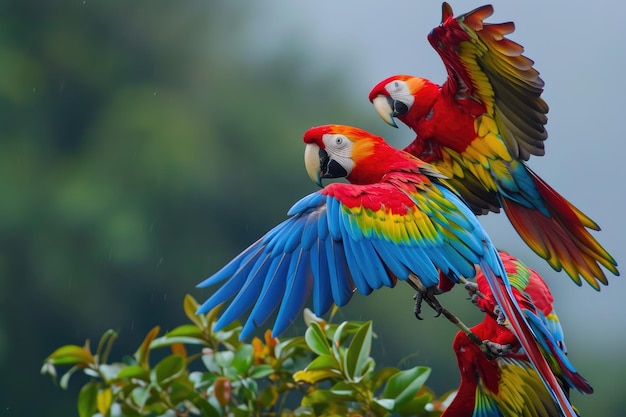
[2,1,624,416]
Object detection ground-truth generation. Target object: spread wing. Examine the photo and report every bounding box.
[197,174,487,339]
[429,2,548,160]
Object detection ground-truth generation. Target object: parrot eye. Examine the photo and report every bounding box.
[334,135,345,146]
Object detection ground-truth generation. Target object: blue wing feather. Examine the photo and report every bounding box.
[342,233,374,295]
[274,249,314,335]
[301,213,320,250]
[327,238,355,306]
[312,240,333,316]
[371,239,410,280]
[354,239,391,289]
[240,255,290,339]
[214,253,269,331]
[326,197,343,240]
[287,192,324,216]
[197,247,264,313]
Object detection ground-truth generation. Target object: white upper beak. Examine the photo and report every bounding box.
[372,95,398,128]
[304,143,322,187]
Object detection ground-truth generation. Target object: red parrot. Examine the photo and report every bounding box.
[197,124,578,416]
[442,251,592,417]
[368,3,618,289]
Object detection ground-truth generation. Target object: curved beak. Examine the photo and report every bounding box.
[304,143,323,187]
[372,95,398,128]
[304,143,348,187]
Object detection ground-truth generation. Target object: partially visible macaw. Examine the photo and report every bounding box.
[368,2,618,289]
[197,124,577,417]
[442,251,592,417]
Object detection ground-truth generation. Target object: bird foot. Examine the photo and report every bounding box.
[493,305,507,326]
[464,281,481,305]
[413,287,443,320]
[482,340,514,357]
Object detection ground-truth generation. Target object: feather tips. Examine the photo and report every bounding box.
[429,3,548,160]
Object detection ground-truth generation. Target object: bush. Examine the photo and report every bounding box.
[42,295,449,417]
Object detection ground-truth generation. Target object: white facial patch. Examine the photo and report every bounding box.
[322,133,355,175]
[386,80,415,109]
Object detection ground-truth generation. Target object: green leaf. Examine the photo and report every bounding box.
[96,387,113,416]
[152,354,186,386]
[304,354,340,371]
[331,321,347,364]
[274,335,307,359]
[344,321,373,381]
[59,365,80,390]
[150,335,207,348]
[99,363,124,382]
[304,322,331,356]
[370,367,400,391]
[166,324,205,338]
[394,394,432,416]
[382,366,431,408]
[293,368,342,384]
[214,350,234,367]
[116,365,149,381]
[131,386,150,408]
[372,397,395,411]
[184,294,206,330]
[233,404,252,417]
[77,381,98,417]
[134,326,160,369]
[46,344,95,366]
[170,381,220,417]
[119,403,144,417]
[95,329,118,364]
[248,364,274,379]
[232,344,253,374]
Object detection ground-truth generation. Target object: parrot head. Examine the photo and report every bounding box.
[303,124,393,186]
[368,75,439,128]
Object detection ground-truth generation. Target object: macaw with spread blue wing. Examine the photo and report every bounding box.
[442,251,592,416]
[197,124,578,417]
[368,2,618,289]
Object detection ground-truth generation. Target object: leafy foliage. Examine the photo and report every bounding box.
[42,295,448,417]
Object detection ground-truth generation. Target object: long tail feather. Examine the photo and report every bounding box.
[524,309,594,395]
[480,253,578,417]
[501,165,618,289]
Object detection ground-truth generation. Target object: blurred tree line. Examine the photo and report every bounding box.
[0,1,617,416]
[0,1,384,415]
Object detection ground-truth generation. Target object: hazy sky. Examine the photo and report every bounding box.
[237,0,625,408]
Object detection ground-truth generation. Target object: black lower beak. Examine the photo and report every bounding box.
[319,148,347,179]
[392,99,409,117]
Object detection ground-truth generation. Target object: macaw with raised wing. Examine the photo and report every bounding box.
[197,124,578,416]
[443,251,592,416]
[368,2,618,289]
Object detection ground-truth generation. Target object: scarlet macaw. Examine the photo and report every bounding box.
[368,3,618,289]
[197,124,577,416]
[443,251,592,417]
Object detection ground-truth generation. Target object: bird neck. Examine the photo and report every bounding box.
[347,144,420,185]
[401,79,440,125]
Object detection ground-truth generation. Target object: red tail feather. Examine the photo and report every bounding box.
[502,166,617,289]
